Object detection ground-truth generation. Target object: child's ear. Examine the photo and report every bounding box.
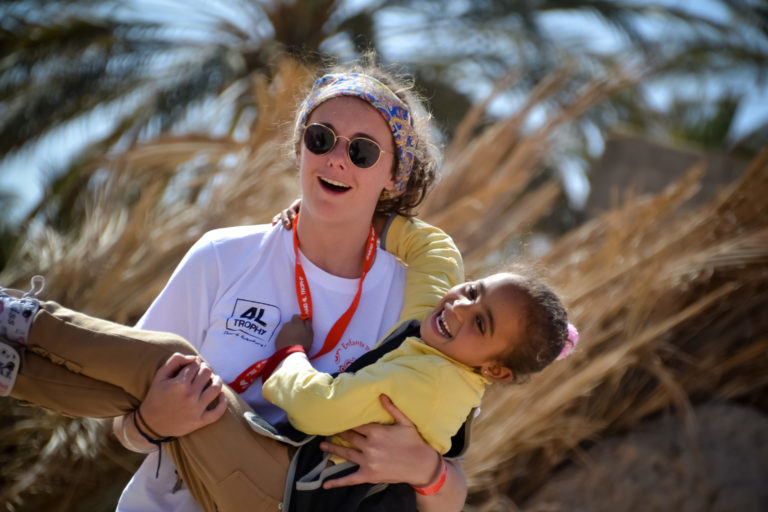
[481,364,513,382]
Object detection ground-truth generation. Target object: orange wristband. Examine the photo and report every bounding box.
[413,458,447,496]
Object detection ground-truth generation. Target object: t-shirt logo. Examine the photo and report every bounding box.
[334,339,371,372]
[226,299,281,346]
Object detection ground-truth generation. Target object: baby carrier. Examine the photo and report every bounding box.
[245,319,475,512]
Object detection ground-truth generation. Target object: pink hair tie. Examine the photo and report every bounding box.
[556,323,579,360]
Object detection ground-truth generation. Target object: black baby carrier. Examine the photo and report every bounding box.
[245,320,475,512]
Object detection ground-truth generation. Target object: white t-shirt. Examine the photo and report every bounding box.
[117,223,405,512]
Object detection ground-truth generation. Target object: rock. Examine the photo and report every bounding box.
[523,402,768,512]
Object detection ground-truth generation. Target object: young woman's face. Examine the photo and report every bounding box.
[420,273,524,379]
[298,96,396,226]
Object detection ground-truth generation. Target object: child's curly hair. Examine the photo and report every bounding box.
[497,265,570,382]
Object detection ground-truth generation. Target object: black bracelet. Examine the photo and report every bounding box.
[132,409,176,478]
[135,406,173,440]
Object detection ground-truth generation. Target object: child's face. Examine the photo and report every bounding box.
[420,273,524,380]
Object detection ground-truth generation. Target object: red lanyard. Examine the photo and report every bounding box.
[228,214,378,393]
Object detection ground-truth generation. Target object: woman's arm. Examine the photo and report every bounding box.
[320,395,468,511]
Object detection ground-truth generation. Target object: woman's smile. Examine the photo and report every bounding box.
[318,175,351,193]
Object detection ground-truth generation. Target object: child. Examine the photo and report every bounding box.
[255,269,578,511]
[0,224,577,512]
[262,272,578,458]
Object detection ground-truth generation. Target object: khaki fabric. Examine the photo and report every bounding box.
[11,301,288,512]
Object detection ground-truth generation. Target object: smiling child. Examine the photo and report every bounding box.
[262,270,578,462]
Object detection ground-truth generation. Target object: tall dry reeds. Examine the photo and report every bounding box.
[0,59,310,511]
[462,151,768,509]
[0,57,765,511]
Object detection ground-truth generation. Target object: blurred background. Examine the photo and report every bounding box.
[0,1,766,511]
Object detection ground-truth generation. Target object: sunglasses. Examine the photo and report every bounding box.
[303,123,388,169]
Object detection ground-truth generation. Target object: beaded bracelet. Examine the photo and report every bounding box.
[413,458,447,496]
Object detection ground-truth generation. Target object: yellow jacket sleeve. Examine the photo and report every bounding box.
[261,347,483,453]
[382,216,464,324]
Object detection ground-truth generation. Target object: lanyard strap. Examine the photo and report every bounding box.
[228,214,378,394]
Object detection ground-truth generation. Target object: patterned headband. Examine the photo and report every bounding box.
[295,73,417,193]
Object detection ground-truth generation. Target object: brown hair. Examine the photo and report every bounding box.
[292,53,440,217]
[496,266,569,382]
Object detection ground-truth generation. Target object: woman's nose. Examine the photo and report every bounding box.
[327,137,348,167]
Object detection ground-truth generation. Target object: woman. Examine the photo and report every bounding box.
[112,62,468,511]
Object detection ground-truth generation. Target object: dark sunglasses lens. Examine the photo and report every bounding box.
[304,125,335,154]
[348,139,381,168]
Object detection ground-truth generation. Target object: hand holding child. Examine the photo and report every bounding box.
[275,314,313,352]
[137,353,227,439]
[320,395,444,489]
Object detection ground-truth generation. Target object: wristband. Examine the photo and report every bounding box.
[133,408,176,478]
[118,412,153,454]
[413,458,447,496]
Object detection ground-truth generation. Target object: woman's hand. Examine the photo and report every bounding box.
[138,353,227,438]
[319,394,443,488]
[319,395,468,511]
[275,314,313,352]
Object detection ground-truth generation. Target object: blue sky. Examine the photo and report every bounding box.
[1,0,765,222]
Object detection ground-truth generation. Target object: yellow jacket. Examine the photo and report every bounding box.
[262,216,484,454]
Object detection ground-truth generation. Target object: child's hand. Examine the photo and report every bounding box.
[275,314,313,352]
[271,198,301,229]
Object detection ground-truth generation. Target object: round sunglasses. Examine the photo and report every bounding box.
[303,123,388,169]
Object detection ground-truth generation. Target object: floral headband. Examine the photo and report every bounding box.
[556,323,580,360]
[295,73,417,193]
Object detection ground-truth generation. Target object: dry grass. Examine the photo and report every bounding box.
[462,151,768,508]
[0,57,765,511]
